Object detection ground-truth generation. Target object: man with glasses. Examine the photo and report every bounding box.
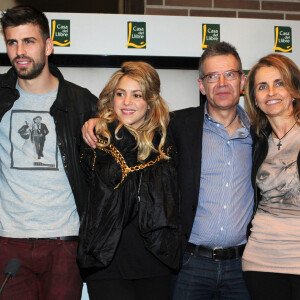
[169,41,253,299]
[81,41,253,299]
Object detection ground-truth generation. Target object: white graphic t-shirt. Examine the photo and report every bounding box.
[0,83,79,238]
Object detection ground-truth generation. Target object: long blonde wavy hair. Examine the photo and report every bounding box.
[245,53,300,136]
[95,61,170,161]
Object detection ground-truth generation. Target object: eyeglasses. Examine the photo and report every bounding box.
[202,70,241,83]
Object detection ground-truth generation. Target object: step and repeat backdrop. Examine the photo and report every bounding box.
[0,13,299,110]
[0,13,299,299]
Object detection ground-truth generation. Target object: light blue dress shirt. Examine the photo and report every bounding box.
[189,103,254,248]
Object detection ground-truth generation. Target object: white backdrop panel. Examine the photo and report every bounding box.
[0,12,299,300]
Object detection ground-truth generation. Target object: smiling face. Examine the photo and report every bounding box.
[255,66,294,120]
[198,54,245,114]
[113,75,149,129]
[5,23,52,80]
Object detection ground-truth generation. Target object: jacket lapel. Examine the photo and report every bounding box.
[184,105,204,195]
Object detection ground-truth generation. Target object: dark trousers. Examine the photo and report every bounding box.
[244,271,300,300]
[171,251,250,300]
[87,275,171,300]
[33,136,45,158]
[0,237,82,300]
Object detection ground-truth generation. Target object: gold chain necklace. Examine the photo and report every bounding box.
[272,121,297,150]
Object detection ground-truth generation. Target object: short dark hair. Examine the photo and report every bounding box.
[198,41,243,78]
[1,5,50,41]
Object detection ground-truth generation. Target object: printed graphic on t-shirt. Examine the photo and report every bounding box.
[257,131,300,216]
[10,110,58,170]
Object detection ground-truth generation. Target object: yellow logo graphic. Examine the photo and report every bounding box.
[273,26,292,53]
[201,24,220,49]
[51,20,71,47]
[126,22,147,49]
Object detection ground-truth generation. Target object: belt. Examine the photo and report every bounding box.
[26,236,78,242]
[186,242,245,261]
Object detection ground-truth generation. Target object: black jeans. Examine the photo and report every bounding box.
[244,271,300,300]
[87,275,171,300]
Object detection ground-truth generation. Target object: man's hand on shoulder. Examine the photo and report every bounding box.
[82,118,99,149]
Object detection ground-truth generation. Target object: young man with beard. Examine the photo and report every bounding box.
[0,5,97,300]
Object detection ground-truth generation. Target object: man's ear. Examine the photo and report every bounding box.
[45,38,54,56]
[198,78,206,95]
[240,73,246,92]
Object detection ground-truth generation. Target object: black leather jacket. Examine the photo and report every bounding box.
[0,64,98,217]
[77,124,182,275]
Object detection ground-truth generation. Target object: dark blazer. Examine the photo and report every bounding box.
[78,124,181,278]
[32,123,49,141]
[168,105,204,251]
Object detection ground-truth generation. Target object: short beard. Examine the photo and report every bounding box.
[14,60,46,80]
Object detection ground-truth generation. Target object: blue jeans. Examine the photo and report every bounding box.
[171,251,250,300]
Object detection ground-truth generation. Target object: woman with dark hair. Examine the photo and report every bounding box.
[243,53,300,300]
[77,61,181,300]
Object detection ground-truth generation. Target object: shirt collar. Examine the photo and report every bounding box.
[204,102,251,131]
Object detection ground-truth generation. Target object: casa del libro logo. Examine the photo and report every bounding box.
[273,26,292,53]
[51,19,71,47]
[126,21,147,49]
[201,24,220,49]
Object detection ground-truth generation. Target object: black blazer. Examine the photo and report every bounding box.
[168,105,204,251]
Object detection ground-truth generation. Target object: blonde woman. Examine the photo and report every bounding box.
[77,61,181,300]
[243,54,300,300]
